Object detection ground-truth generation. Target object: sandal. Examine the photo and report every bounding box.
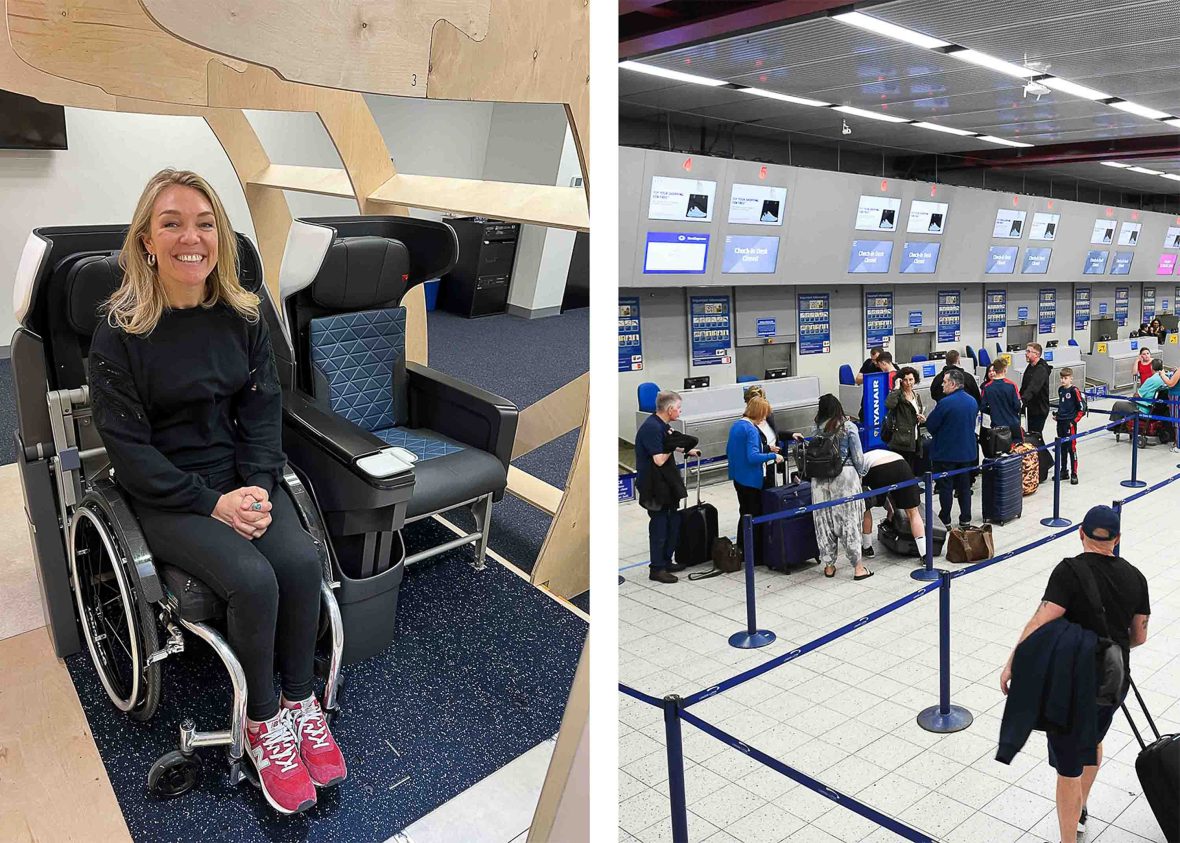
[854,570,875,581]
[823,563,836,578]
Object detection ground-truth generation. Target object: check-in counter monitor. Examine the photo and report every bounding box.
[1090,317,1119,344]
[636,376,822,466]
[735,342,794,382]
[1084,338,1140,390]
[1006,323,1036,350]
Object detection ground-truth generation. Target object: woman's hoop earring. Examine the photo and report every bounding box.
[146,252,156,267]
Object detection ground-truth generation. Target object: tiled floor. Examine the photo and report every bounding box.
[619,403,1179,843]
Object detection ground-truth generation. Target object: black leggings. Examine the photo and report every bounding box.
[133,470,322,721]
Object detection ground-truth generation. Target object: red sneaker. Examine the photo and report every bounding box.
[244,710,317,814]
[283,695,347,787]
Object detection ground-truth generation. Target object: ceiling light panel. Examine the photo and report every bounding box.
[912,121,976,136]
[1160,174,1180,181]
[1127,166,1164,175]
[1039,77,1111,101]
[1109,100,1172,120]
[978,135,1033,148]
[742,87,830,108]
[948,49,1040,78]
[831,11,951,50]
[617,61,727,87]
[834,105,910,124]
[1100,161,1131,168]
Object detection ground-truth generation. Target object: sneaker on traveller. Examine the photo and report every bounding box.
[245,708,317,814]
[282,694,348,787]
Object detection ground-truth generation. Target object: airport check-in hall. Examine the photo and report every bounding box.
[618,3,1180,843]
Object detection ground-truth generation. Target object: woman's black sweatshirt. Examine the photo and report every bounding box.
[88,302,284,515]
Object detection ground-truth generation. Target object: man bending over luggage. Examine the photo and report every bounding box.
[998,506,1150,843]
[859,449,931,559]
[635,390,701,584]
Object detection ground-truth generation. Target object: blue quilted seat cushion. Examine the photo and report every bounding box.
[310,307,407,431]
[373,426,464,462]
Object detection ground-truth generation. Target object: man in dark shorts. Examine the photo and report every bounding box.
[999,506,1150,843]
[634,390,700,583]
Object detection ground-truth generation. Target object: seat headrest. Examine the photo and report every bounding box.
[312,236,410,310]
[67,254,122,337]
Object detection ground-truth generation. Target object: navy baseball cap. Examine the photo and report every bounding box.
[1082,505,1120,540]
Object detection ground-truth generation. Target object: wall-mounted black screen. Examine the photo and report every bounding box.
[683,376,710,390]
[0,90,68,150]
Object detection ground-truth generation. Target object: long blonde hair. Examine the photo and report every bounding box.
[105,169,258,335]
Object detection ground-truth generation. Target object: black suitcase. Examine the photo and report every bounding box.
[1024,430,1054,482]
[979,425,1013,459]
[982,454,1023,524]
[760,479,820,572]
[675,458,718,568]
[877,510,948,558]
[1122,677,1180,843]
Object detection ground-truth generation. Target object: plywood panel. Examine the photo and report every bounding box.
[140,0,490,99]
[512,373,588,459]
[248,164,355,199]
[370,175,588,232]
[0,0,115,107]
[506,466,563,516]
[529,411,588,599]
[527,637,588,843]
[0,627,131,842]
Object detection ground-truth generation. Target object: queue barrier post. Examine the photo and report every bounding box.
[663,695,690,843]
[1041,436,1072,528]
[1112,499,1123,557]
[1122,414,1147,488]
[917,569,974,733]
[729,514,776,649]
[911,471,940,582]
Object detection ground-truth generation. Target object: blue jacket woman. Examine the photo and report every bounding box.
[727,396,782,561]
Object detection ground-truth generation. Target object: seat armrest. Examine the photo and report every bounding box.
[282,388,388,465]
[406,362,518,470]
[83,478,164,604]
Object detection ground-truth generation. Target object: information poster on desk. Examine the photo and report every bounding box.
[688,295,731,367]
[865,290,894,349]
[618,297,643,372]
[1074,287,1090,331]
[1115,287,1130,326]
[798,293,831,355]
[986,289,1006,338]
[937,290,961,343]
[1143,286,1156,321]
[1038,288,1056,334]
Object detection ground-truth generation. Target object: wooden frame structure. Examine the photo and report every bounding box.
[4,0,589,600]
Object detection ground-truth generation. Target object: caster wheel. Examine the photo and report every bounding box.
[148,750,200,798]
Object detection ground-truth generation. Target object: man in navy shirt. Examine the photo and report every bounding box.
[635,390,699,583]
[925,369,980,527]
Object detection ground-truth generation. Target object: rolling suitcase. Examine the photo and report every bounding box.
[982,454,1023,524]
[1024,430,1054,483]
[760,477,820,572]
[675,458,718,568]
[1011,442,1040,496]
[1122,677,1180,843]
[877,510,948,558]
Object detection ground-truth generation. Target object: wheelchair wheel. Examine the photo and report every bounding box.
[147,750,200,798]
[69,504,162,721]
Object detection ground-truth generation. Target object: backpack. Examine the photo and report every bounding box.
[793,428,847,481]
[881,410,895,444]
[1066,558,1129,707]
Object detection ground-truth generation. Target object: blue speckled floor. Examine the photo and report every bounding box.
[65,517,587,842]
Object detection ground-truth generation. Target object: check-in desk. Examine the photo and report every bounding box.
[1159,334,1180,367]
[1009,346,1087,389]
[1084,339,1145,390]
[634,377,821,465]
[840,359,940,412]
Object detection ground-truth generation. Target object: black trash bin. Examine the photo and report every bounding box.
[332,531,405,664]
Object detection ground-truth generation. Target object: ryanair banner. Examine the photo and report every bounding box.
[862,371,889,450]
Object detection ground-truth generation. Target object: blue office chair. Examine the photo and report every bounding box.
[911,354,928,362]
[1068,338,1079,347]
[978,348,992,368]
[637,382,660,413]
[965,344,976,365]
[838,364,855,385]
[996,343,1003,354]
[737,375,758,384]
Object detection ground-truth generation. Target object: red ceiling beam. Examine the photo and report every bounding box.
[620,0,861,59]
[943,134,1180,170]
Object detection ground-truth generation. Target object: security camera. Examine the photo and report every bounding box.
[842,120,852,136]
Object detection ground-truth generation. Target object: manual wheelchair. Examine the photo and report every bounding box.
[12,226,344,797]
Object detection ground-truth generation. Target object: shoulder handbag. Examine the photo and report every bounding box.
[945,524,995,563]
[1066,558,1129,707]
[688,537,744,580]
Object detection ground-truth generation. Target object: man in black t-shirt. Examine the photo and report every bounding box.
[854,347,884,385]
[999,506,1150,843]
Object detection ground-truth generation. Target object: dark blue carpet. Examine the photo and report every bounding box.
[0,358,15,466]
[64,518,587,842]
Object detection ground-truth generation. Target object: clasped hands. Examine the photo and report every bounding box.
[212,486,273,540]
